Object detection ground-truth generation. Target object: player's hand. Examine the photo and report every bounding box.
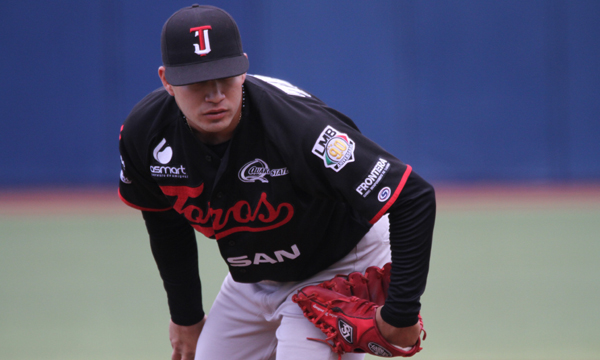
[169,316,206,360]
[375,307,421,349]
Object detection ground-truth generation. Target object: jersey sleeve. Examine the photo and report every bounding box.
[118,120,172,212]
[380,171,435,327]
[143,209,204,325]
[309,118,411,223]
[258,88,412,223]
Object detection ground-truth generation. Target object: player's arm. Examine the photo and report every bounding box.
[378,171,436,347]
[142,209,205,359]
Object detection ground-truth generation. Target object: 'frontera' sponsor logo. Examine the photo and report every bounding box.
[356,158,390,197]
[312,126,355,172]
[238,158,289,183]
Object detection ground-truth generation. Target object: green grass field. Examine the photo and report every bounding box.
[0,188,599,360]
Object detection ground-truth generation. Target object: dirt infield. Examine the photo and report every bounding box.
[1,184,599,216]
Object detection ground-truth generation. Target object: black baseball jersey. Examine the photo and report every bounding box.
[119,75,414,283]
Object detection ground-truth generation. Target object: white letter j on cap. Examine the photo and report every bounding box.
[190,25,212,56]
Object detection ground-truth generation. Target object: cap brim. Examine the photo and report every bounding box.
[165,55,249,86]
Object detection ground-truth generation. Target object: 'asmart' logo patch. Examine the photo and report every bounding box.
[311,125,355,172]
[150,138,188,179]
[153,138,173,164]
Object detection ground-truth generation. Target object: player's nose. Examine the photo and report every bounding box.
[204,80,226,102]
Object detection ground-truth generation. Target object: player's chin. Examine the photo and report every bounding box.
[202,119,234,132]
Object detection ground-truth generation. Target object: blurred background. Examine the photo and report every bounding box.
[1,0,599,185]
[1,1,599,359]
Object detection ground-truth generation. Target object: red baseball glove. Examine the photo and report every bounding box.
[291,263,426,359]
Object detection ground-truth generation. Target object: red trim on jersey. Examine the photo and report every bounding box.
[369,165,412,225]
[118,189,172,212]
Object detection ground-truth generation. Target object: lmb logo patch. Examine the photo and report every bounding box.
[312,125,355,172]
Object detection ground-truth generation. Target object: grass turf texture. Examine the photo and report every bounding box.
[0,187,598,360]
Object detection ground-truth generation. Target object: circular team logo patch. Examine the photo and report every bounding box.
[325,136,351,165]
[377,187,391,202]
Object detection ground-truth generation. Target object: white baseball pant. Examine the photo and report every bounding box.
[195,215,392,360]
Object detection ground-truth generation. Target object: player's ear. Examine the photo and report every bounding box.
[158,66,175,96]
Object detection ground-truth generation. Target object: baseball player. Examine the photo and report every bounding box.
[118,4,435,360]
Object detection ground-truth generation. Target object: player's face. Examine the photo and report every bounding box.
[159,67,246,144]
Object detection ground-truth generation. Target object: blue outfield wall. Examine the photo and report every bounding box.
[1,0,599,187]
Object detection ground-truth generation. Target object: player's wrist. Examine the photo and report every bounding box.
[379,304,419,328]
[170,310,205,327]
[376,308,421,348]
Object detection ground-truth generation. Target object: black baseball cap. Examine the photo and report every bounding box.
[161,4,249,86]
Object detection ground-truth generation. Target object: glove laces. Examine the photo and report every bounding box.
[303,295,376,360]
